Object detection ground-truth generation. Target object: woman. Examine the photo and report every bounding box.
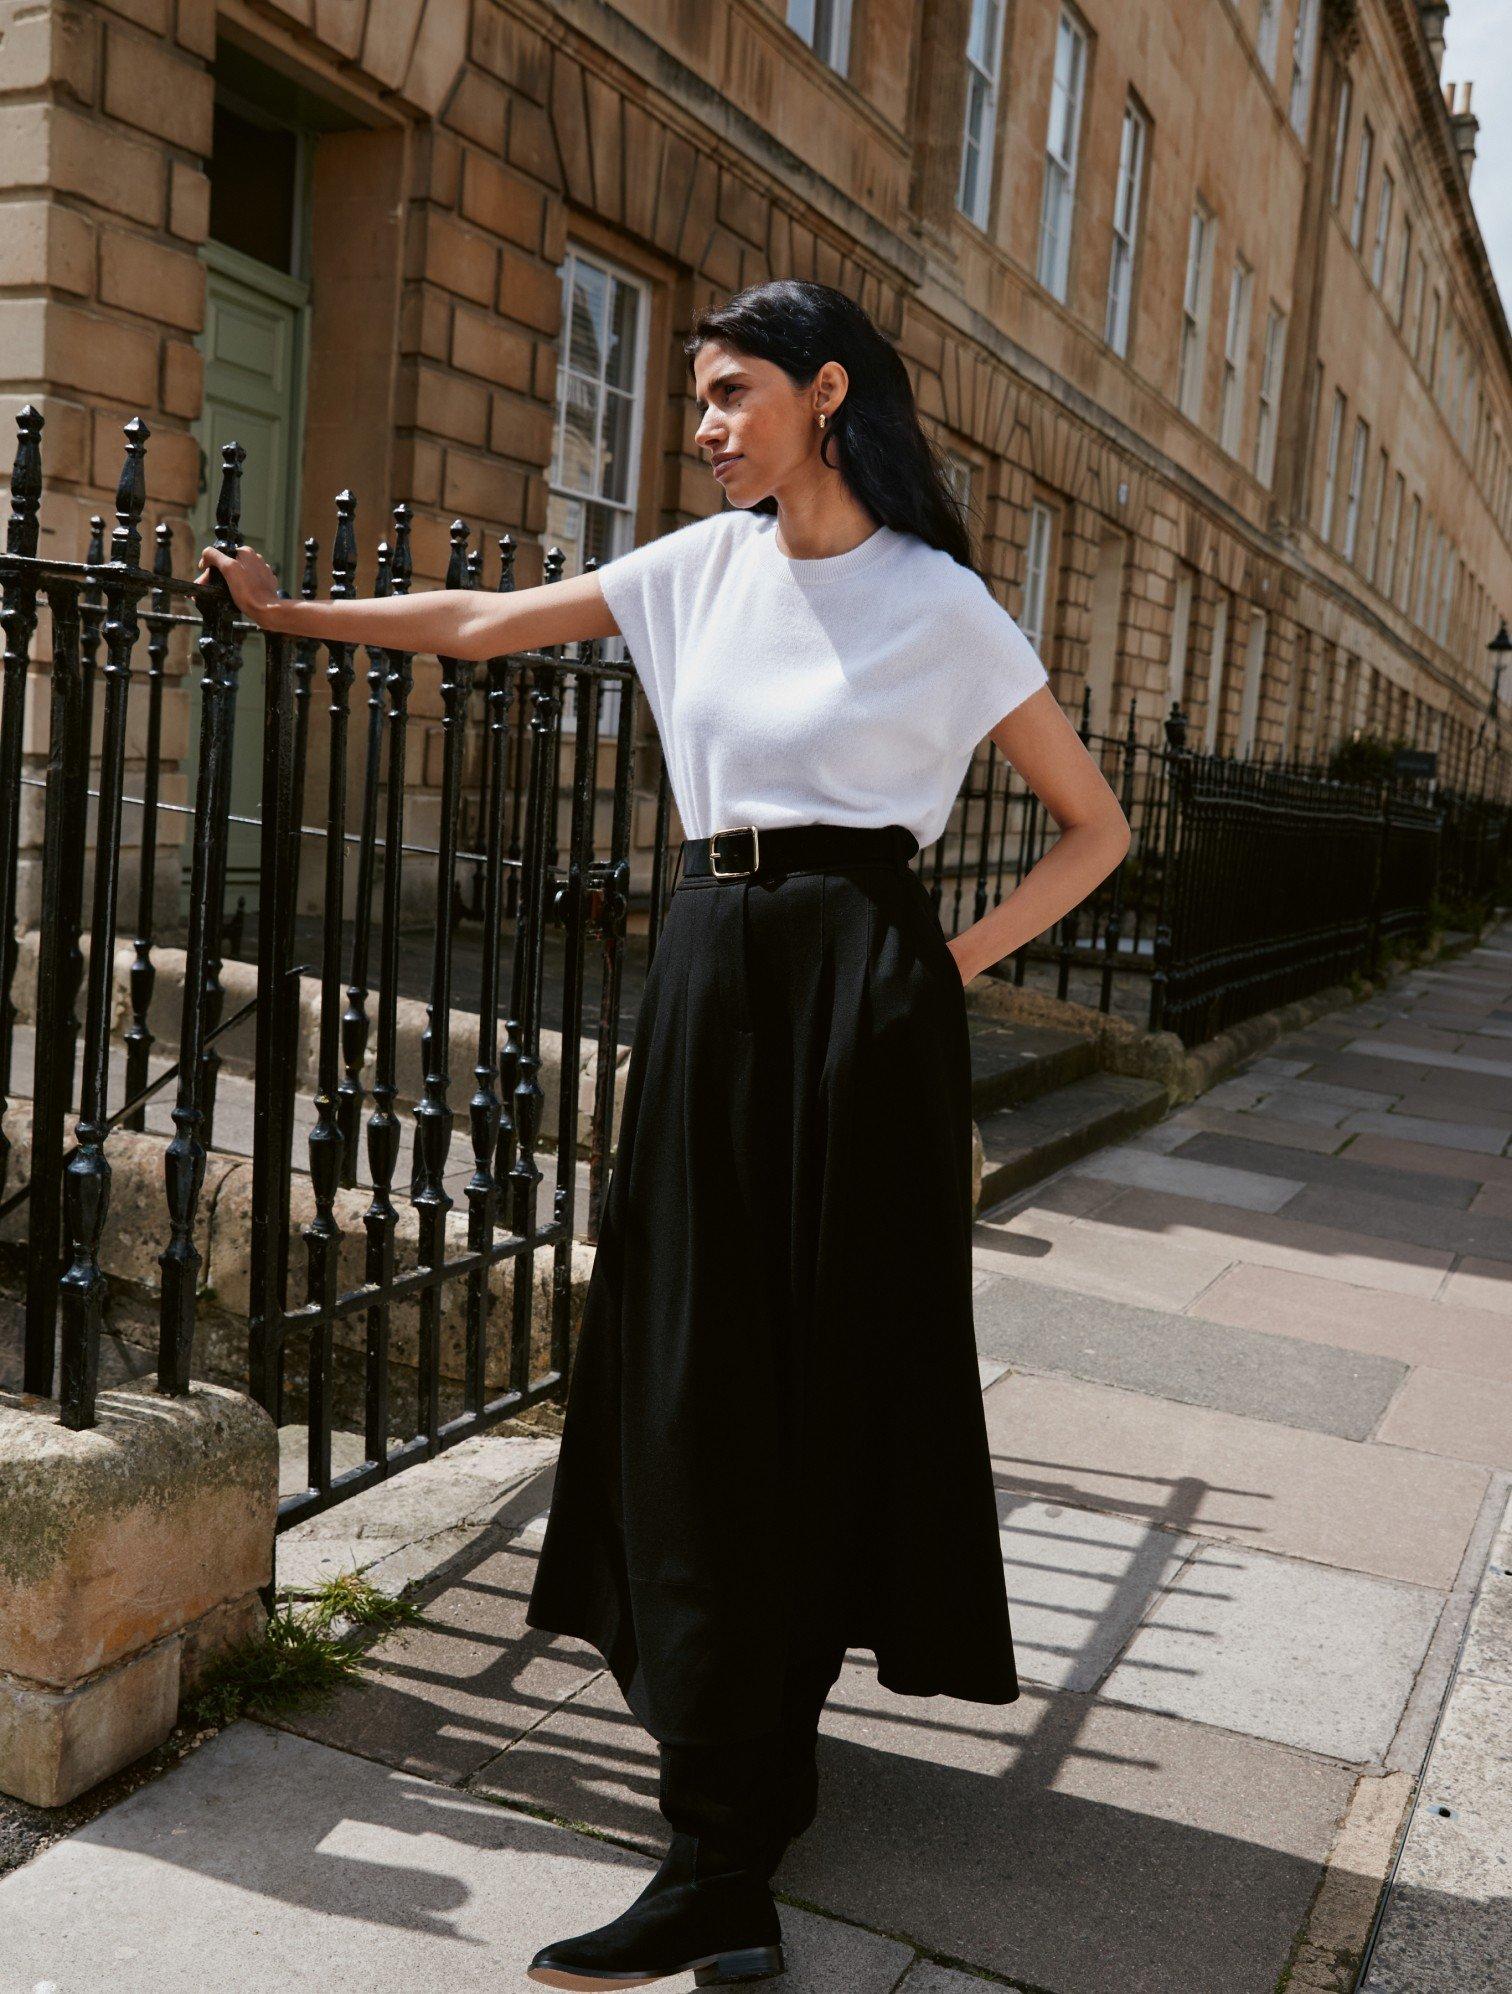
[198,279,1129,1990]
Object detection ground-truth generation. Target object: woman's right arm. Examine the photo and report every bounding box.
[193,542,622,661]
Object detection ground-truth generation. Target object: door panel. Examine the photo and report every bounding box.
[189,243,308,908]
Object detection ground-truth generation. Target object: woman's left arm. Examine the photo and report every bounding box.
[945,683,1132,987]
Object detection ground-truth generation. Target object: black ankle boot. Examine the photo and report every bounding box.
[525,1831,786,1988]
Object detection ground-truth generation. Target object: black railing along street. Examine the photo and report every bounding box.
[2,401,1507,1522]
[0,409,658,1530]
[938,689,1506,1046]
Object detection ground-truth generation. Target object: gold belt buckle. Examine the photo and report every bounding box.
[709,824,760,878]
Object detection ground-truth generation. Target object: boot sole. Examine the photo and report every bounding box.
[525,1942,786,1988]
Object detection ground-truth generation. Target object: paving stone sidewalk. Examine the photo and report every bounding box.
[3,928,1511,1991]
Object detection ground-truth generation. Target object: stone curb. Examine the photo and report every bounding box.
[963,921,1492,1187]
[1170,922,1487,1105]
[1354,1472,1512,1989]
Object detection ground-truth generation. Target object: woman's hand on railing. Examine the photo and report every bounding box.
[193,543,283,625]
[182,556,619,659]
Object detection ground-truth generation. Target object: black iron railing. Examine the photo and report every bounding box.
[0,409,656,1517]
[2,398,1506,1490]
[1437,783,1512,911]
[937,691,1503,1046]
[244,504,650,1525]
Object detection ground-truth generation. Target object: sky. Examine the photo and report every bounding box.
[1442,0,1511,319]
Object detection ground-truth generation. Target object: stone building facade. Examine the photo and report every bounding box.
[1,0,1509,916]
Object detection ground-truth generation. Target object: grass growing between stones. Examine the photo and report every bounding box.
[184,1610,361,1729]
[183,1573,424,1729]
[299,1569,426,1636]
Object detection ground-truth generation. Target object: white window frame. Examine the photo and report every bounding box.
[1420,524,1438,634]
[1177,200,1215,422]
[1437,546,1456,646]
[1020,499,1056,653]
[1329,73,1352,206]
[1371,167,1394,288]
[1290,0,1320,138]
[1379,469,1403,598]
[1415,513,1436,627]
[787,0,854,74]
[1254,303,1286,486]
[1105,97,1148,358]
[1037,7,1089,304]
[1459,350,1472,444]
[958,0,1007,229]
[1304,359,1323,512]
[1424,287,1441,387]
[1349,117,1374,251]
[548,244,651,731]
[1396,215,1413,324]
[1399,494,1419,614]
[1341,415,1368,563]
[1411,254,1427,359]
[1319,388,1346,543]
[1218,255,1254,457]
[1364,443,1387,583]
[1257,0,1281,79]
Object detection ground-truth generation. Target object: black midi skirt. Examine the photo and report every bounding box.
[523,837,1020,1746]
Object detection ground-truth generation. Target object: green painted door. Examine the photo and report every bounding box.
[189,237,309,908]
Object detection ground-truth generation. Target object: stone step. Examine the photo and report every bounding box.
[975,1071,1171,1209]
[966,1013,1096,1116]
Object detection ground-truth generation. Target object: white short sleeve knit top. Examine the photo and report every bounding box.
[594,505,1050,851]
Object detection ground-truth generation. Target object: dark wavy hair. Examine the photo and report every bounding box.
[683,279,978,574]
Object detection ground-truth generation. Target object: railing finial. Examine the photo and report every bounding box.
[444,517,469,590]
[6,405,43,559]
[391,502,414,594]
[111,418,149,570]
[332,489,357,597]
[213,439,245,553]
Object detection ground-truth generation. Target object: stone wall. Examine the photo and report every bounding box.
[0,1374,276,1807]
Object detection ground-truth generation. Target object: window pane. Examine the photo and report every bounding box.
[567,265,608,376]
[1107,238,1130,349]
[600,387,634,505]
[967,0,999,70]
[961,73,987,216]
[557,371,598,494]
[605,277,639,390]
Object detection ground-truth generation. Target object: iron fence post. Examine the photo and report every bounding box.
[0,406,44,1211]
[157,443,245,1397]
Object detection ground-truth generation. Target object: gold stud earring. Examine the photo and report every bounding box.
[817,411,827,429]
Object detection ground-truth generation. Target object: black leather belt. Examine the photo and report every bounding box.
[678,821,920,881]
